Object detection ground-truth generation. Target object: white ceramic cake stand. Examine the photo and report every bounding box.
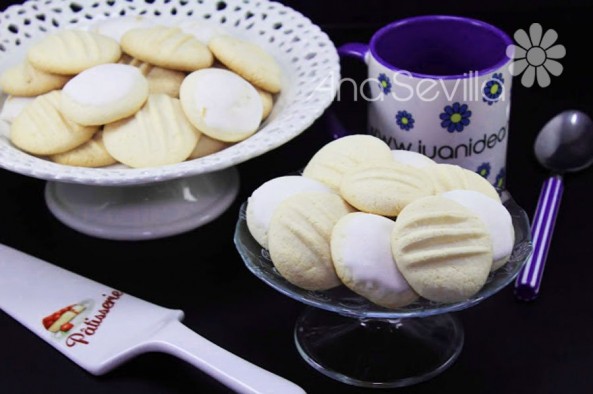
[235,193,532,388]
[0,0,339,240]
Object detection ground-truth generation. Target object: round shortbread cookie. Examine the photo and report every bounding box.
[331,212,419,309]
[61,64,149,126]
[340,162,434,216]
[391,196,493,303]
[91,16,155,43]
[257,88,274,120]
[0,96,34,123]
[120,55,186,97]
[10,91,98,155]
[27,30,121,75]
[302,135,394,191]
[49,131,117,168]
[180,68,263,142]
[103,94,199,168]
[121,26,213,72]
[442,190,514,271]
[268,192,355,291]
[0,61,70,96]
[188,134,231,160]
[209,35,282,93]
[429,163,501,202]
[391,149,437,168]
[246,175,333,249]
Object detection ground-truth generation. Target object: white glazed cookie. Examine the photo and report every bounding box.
[178,20,228,45]
[10,91,98,155]
[209,35,282,93]
[27,30,121,75]
[429,163,501,202]
[61,64,149,126]
[302,135,394,191]
[180,68,263,142]
[49,131,117,168]
[188,134,231,160]
[340,162,434,216]
[121,26,213,72]
[268,192,355,291]
[0,96,34,123]
[0,61,70,96]
[331,212,419,309]
[91,16,155,43]
[442,190,514,271]
[391,149,437,168]
[391,196,493,303]
[103,94,199,168]
[246,175,333,249]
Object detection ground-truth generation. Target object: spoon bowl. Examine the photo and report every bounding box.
[515,110,593,301]
[534,110,593,173]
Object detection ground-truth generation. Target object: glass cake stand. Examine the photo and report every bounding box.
[234,192,532,388]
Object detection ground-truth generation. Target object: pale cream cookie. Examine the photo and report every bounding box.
[188,134,232,160]
[257,87,274,120]
[61,63,149,126]
[180,68,263,142]
[340,162,434,216]
[0,61,70,96]
[103,94,199,168]
[49,131,117,168]
[0,96,34,123]
[10,91,98,155]
[121,26,213,72]
[331,212,419,309]
[120,55,186,97]
[302,135,394,191]
[209,35,282,93]
[27,30,121,75]
[428,163,501,202]
[391,149,437,168]
[391,196,493,303]
[268,192,355,291]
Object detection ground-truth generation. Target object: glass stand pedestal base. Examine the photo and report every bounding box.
[294,307,464,388]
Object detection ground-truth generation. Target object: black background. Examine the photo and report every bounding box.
[1,0,593,393]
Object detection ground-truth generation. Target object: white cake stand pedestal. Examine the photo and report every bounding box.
[45,167,239,240]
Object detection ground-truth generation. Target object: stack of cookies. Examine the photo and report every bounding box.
[246,135,515,308]
[0,16,281,168]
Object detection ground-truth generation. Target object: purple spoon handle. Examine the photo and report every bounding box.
[514,175,564,301]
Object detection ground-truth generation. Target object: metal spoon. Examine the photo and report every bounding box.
[515,110,593,301]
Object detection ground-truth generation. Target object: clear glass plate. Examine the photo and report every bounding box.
[234,191,532,319]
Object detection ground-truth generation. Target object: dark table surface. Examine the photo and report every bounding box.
[1,1,593,393]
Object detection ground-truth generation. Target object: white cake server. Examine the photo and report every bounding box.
[0,244,305,394]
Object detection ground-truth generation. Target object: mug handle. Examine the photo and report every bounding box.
[326,42,370,139]
[337,42,370,63]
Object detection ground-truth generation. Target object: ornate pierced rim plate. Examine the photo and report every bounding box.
[0,0,340,185]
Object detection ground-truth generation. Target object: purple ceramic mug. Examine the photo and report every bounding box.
[339,15,513,187]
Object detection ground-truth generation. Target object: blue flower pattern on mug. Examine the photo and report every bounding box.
[477,162,491,178]
[494,167,506,189]
[439,102,472,132]
[378,73,392,95]
[395,110,415,131]
[483,73,505,105]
